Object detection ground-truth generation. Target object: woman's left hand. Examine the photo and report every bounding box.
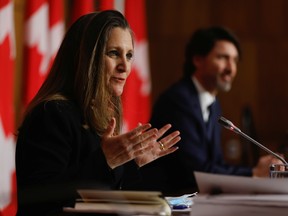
[135,124,181,167]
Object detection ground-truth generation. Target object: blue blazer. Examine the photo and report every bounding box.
[139,77,252,195]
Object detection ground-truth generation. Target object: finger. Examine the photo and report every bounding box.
[166,135,181,148]
[111,127,156,158]
[103,117,116,138]
[128,123,152,139]
[158,145,179,157]
[128,128,158,150]
[158,138,180,152]
[272,158,283,165]
[133,129,158,150]
[139,128,158,142]
[110,126,155,159]
[157,124,172,138]
[158,131,181,149]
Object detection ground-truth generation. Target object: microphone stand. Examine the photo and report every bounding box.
[218,116,288,165]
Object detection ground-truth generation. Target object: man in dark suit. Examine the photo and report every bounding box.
[138,26,281,195]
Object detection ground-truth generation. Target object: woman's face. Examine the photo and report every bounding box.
[105,27,134,96]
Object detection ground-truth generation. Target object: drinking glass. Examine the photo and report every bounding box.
[270,164,288,178]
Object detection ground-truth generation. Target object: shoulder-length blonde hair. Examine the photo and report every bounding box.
[23,10,134,136]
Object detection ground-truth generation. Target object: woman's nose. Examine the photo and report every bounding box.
[117,57,129,72]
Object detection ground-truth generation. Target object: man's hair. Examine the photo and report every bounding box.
[183,26,241,77]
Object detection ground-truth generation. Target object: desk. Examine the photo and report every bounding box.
[62,209,190,216]
[190,194,288,216]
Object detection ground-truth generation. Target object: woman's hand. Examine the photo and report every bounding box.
[101,118,158,169]
[135,124,181,167]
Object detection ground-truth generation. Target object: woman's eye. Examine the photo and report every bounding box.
[106,50,134,61]
[126,52,134,61]
[107,50,119,57]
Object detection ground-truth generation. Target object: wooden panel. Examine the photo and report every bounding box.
[258,0,287,38]
[209,0,260,37]
[257,40,288,149]
[146,0,212,102]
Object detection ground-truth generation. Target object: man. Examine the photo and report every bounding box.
[139,26,282,195]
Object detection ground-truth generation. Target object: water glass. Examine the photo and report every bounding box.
[270,164,288,178]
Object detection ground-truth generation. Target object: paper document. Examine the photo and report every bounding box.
[63,189,172,215]
[191,194,288,216]
[194,171,288,194]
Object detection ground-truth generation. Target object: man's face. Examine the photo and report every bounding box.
[194,40,239,95]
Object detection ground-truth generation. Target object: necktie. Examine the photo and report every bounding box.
[206,103,214,139]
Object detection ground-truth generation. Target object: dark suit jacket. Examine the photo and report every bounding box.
[139,77,252,195]
[16,100,139,216]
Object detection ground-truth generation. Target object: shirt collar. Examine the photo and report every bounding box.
[192,76,216,112]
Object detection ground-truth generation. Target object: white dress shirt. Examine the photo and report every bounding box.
[192,76,215,122]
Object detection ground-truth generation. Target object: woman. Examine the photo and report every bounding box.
[16,10,180,215]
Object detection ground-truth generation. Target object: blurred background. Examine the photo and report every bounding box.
[1,0,288,214]
[145,0,288,164]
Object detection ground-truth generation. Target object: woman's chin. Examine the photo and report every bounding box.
[112,88,124,96]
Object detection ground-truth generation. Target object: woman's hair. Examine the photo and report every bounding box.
[183,26,241,77]
[24,10,134,136]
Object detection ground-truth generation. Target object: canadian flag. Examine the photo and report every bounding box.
[23,0,64,107]
[70,0,94,25]
[0,0,17,215]
[99,0,151,132]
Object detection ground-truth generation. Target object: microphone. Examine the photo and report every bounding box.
[218,116,288,165]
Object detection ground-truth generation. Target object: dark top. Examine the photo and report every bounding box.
[138,77,252,195]
[15,100,139,216]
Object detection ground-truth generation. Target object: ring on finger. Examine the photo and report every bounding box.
[159,141,165,150]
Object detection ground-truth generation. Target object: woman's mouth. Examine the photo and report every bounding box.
[112,77,126,83]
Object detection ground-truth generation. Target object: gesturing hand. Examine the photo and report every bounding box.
[135,124,181,167]
[101,118,158,169]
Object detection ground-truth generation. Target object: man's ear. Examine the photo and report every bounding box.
[193,55,204,69]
